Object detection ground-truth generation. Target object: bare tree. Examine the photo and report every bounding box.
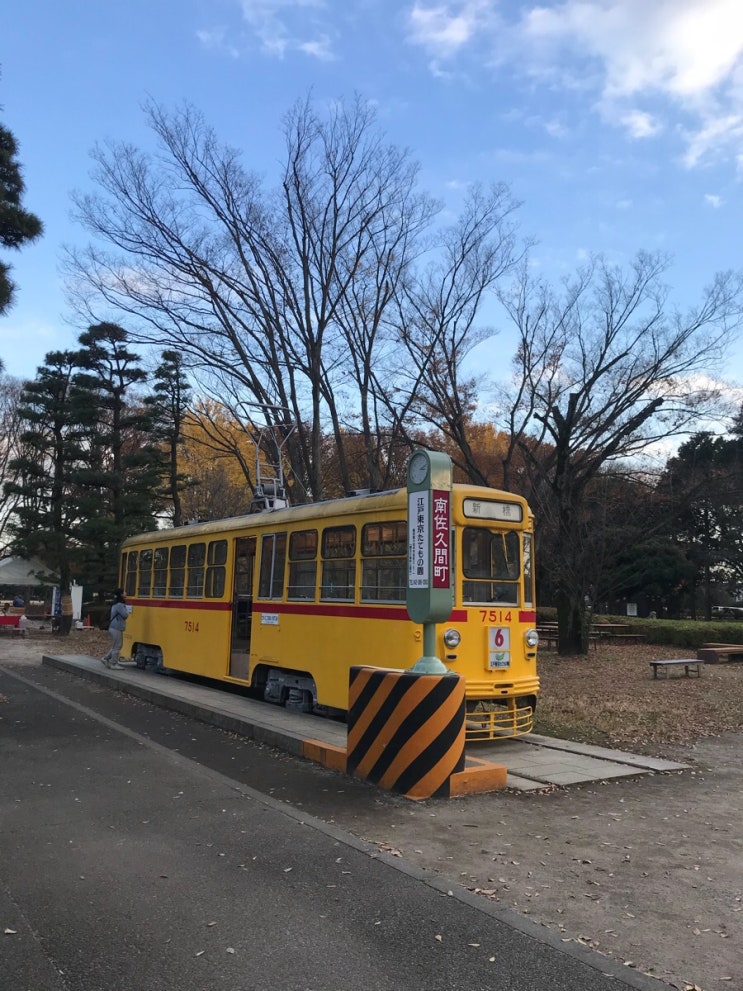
[498,251,743,653]
[66,96,440,500]
[389,183,524,482]
[0,373,24,550]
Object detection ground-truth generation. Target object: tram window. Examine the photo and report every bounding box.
[362,559,405,601]
[321,525,356,601]
[120,552,128,591]
[138,549,153,597]
[288,529,317,600]
[258,532,287,599]
[463,528,520,580]
[321,558,356,600]
[523,533,534,608]
[361,521,406,601]
[187,543,206,597]
[322,525,356,558]
[234,538,254,596]
[125,551,138,597]
[462,528,520,605]
[290,529,317,559]
[462,580,519,605]
[205,540,227,598]
[169,544,186,598]
[362,521,407,556]
[153,547,169,597]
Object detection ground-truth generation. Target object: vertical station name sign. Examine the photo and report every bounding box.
[406,449,454,625]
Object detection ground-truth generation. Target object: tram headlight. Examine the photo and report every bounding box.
[443,628,461,649]
[525,628,539,648]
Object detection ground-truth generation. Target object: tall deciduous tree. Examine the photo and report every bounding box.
[178,402,259,521]
[0,121,43,314]
[390,183,524,483]
[498,251,743,654]
[0,372,23,549]
[66,97,521,498]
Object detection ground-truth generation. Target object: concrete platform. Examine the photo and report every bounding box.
[42,653,688,794]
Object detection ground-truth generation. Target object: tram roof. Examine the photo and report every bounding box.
[122,483,529,547]
[123,488,405,545]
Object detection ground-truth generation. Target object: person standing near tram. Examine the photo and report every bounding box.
[101,589,130,669]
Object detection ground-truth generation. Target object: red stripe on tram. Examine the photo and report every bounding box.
[128,597,469,623]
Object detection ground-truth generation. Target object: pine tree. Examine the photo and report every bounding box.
[5,352,88,630]
[145,349,194,527]
[0,122,43,314]
[72,323,162,597]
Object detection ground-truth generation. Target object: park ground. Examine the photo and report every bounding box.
[2,631,742,991]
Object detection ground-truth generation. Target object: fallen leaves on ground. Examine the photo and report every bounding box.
[535,642,743,751]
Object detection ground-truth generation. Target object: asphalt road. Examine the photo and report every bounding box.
[0,661,660,991]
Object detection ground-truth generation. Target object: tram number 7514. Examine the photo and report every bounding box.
[479,610,512,624]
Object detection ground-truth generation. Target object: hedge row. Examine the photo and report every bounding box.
[626,618,743,649]
[537,609,743,649]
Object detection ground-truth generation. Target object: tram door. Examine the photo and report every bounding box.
[229,536,256,679]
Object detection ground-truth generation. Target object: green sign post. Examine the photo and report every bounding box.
[406,449,454,673]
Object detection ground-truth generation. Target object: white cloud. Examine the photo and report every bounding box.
[683,113,743,167]
[407,0,494,56]
[196,28,241,59]
[620,110,661,140]
[705,193,723,208]
[297,34,335,60]
[522,0,743,100]
[232,0,334,59]
[407,1,743,167]
[543,118,568,139]
[521,1,743,162]
[240,0,325,23]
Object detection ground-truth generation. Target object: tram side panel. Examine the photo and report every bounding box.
[247,603,423,709]
[118,484,539,738]
[124,601,232,676]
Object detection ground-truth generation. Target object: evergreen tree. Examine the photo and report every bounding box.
[0,122,43,314]
[5,352,88,630]
[660,430,743,617]
[145,349,194,527]
[72,323,162,596]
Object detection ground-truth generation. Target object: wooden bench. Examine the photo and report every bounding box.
[537,628,599,650]
[537,629,558,649]
[650,658,703,679]
[697,643,743,664]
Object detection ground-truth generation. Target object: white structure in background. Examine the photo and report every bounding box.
[0,557,58,621]
[71,582,83,625]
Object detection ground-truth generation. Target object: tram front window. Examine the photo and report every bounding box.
[462,527,521,605]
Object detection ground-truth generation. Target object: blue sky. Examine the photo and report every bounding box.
[3,0,743,400]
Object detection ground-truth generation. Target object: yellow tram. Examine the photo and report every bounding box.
[119,484,539,739]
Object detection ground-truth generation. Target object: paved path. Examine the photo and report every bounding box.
[40,652,687,791]
[0,661,661,991]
